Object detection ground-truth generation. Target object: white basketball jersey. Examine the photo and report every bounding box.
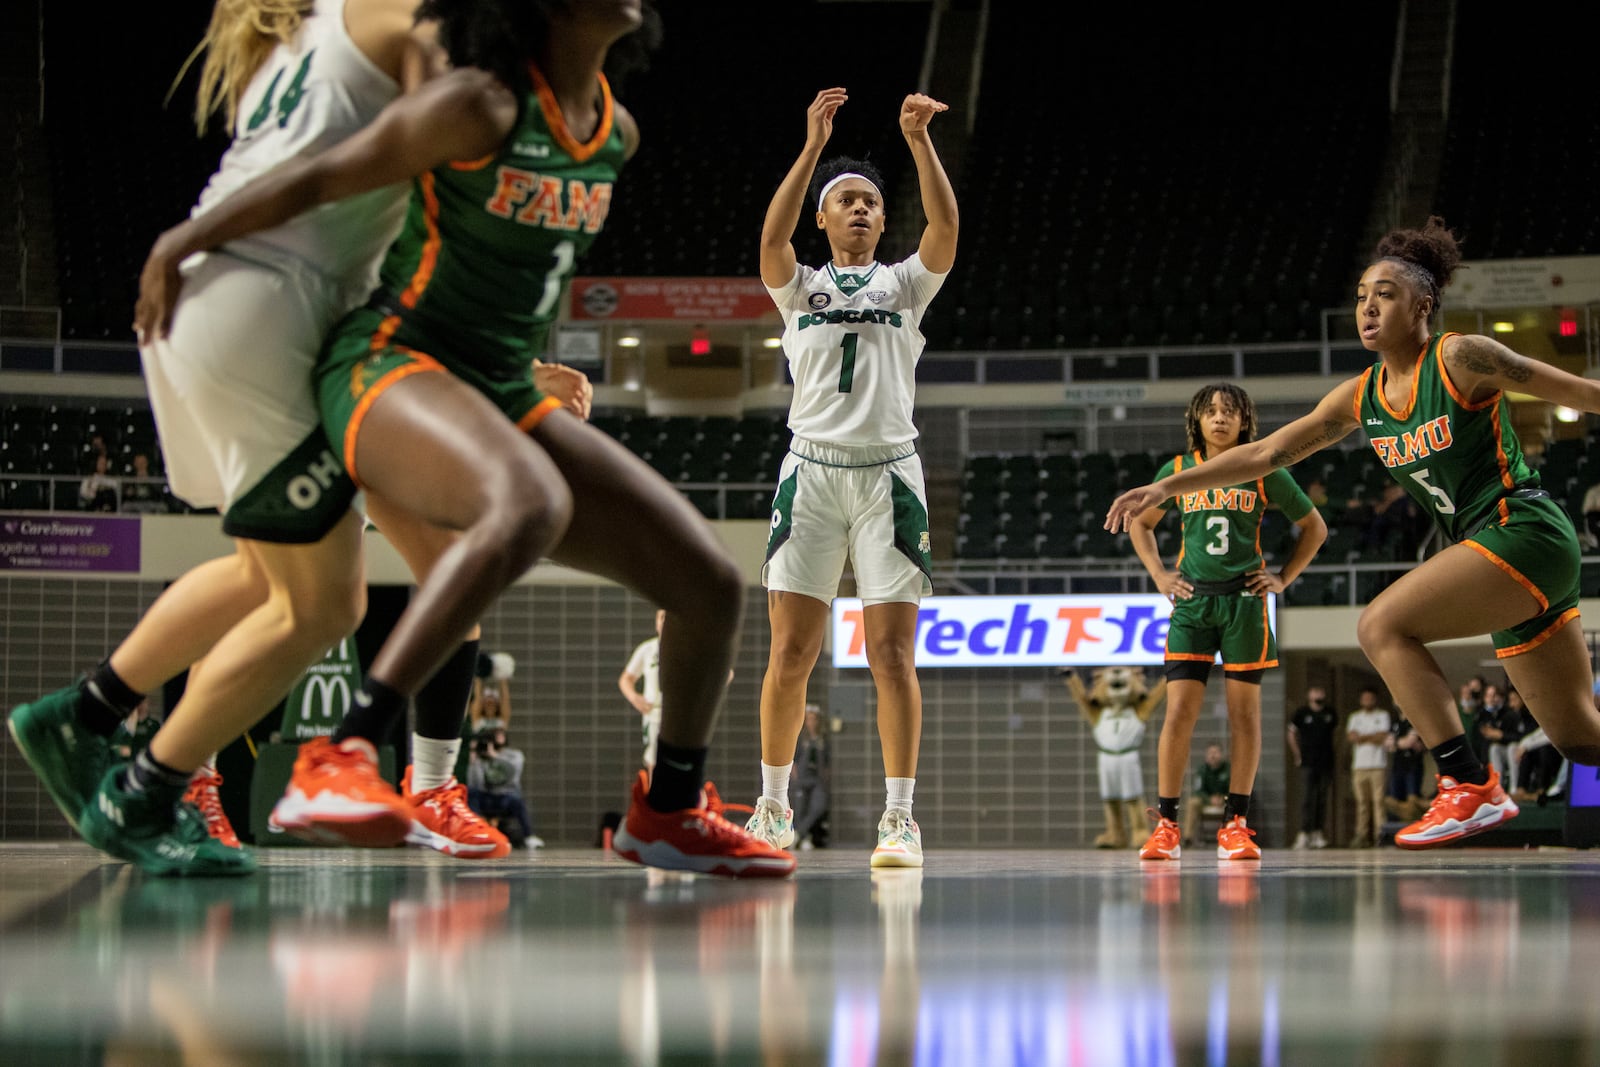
[765,254,947,447]
[191,0,404,292]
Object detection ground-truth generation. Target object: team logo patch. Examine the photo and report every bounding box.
[808,292,832,310]
[865,290,889,304]
[919,531,931,553]
[771,509,783,528]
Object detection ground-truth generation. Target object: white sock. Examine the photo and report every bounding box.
[886,777,915,813]
[762,762,792,810]
[410,735,461,793]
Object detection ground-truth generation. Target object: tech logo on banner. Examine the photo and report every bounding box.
[831,594,1275,669]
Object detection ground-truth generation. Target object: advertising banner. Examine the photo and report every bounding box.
[570,277,776,321]
[831,594,1276,669]
[278,638,360,740]
[0,514,140,572]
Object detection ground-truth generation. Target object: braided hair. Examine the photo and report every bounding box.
[1184,383,1257,455]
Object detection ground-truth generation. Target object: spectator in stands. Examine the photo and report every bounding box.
[78,452,120,512]
[1346,686,1392,848]
[1107,217,1600,850]
[742,86,957,873]
[1511,729,1566,804]
[1120,382,1327,863]
[1304,476,1330,510]
[1481,685,1527,792]
[1361,481,1429,561]
[120,452,167,514]
[1456,675,1486,752]
[791,704,831,849]
[1580,478,1600,550]
[1179,744,1230,847]
[1288,684,1337,849]
[1475,682,1511,780]
[1384,712,1428,821]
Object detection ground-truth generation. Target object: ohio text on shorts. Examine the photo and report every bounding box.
[139,248,358,543]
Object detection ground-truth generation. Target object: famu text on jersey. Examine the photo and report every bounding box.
[484,167,612,232]
[1180,487,1259,512]
[1370,415,1453,469]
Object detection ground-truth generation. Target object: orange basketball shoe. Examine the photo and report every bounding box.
[182,768,241,849]
[1138,811,1182,861]
[1215,815,1261,860]
[613,770,796,878]
[402,768,511,859]
[268,737,412,847]
[1394,768,1519,849]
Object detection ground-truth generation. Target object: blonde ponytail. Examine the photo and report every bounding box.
[180,0,312,135]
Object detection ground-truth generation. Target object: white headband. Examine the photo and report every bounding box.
[817,172,881,209]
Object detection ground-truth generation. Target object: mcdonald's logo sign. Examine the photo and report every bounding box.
[299,673,352,723]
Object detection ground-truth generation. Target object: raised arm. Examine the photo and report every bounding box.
[1060,669,1100,726]
[136,67,518,338]
[759,87,846,289]
[900,93,957,274]
[494,678,511,728]
[1441,333,1600,413]
[1106,378,1363,532]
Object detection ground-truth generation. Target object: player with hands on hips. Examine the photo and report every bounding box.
[1106,216,1600,849]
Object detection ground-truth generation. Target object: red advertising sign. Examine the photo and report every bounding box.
[569,277,777,322]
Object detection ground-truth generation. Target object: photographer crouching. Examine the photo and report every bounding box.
[466,722,540,849]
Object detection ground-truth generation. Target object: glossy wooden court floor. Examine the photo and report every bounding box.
[3,843,1599,1065]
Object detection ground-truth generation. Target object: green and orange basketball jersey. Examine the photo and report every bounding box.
[373,64,626,372]
[1153,454,1313,583]
[1354,331,1538,543]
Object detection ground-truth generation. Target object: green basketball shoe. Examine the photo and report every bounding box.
[7,684,112,833]
[80,767,256,877]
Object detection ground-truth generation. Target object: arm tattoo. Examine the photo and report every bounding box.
[1450,335,1533,383]
[1268,419,1348,467]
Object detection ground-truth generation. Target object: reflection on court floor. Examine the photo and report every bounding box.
[2,845,1599,1065]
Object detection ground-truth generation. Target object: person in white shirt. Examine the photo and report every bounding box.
[1346,686,1393,847]
[618,610,665,774]
[743,87,957,869]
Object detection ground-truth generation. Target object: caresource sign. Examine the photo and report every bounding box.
[831,594,1276,669]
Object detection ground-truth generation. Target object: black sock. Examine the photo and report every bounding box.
[333,677,407,747]
[413,639,479,741]
[79,660,143,737]
[1224,792,1251,821]
[647,740,708,813]
[1430,736,1489,786]
[1158,796,1179,822]
[123,747,190,798]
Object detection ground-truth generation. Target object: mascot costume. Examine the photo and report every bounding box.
[1062,666,1167,848]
